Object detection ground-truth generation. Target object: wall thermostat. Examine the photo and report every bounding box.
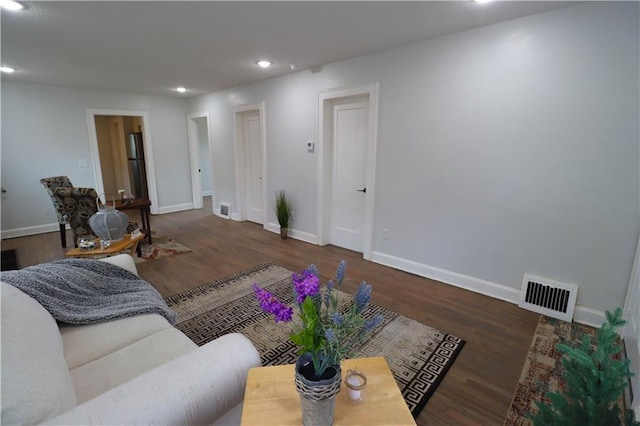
[307,141,315,153]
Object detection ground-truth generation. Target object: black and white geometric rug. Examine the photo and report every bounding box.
[165,262,465,417]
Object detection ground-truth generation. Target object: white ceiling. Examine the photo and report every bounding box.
[1,1,574,98]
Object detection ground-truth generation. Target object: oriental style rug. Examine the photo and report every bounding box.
[134,233,191,263]
[165,262,465,418]
[504,316,597,425]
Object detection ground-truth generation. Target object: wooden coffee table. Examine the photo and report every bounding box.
[66,233,144,259]
[241,356,415,425]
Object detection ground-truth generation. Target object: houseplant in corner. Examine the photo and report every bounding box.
[253,261,384,425]
[275,190,292,239]
[530,308,639,426]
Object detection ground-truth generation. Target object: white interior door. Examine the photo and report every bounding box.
[243,111,264,224]
[624,235,640,417]
[331,100,368,252]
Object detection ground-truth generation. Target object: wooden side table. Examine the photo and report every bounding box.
[115,198,152,244]
[241,356,415,426]
[66,233,145,259]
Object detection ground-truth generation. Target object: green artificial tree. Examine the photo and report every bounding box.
[530,308,638,426]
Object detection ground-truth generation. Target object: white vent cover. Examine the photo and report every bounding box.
[518,273,578,322]
[219,202,231,219]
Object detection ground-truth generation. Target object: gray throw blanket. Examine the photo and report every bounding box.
[1,259,176,325]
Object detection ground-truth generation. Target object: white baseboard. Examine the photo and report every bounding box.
[157,203,193,215]
[369,250,605,327]
[231,213,241,221]
[573,306,605,328]
[265,222,318,245]
[201,190,213,197]
[1,223,68,240]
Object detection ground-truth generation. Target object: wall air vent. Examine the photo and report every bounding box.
[219,202,231,219]
[518,273,578,322]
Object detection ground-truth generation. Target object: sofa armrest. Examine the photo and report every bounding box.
[43,333,261,425]
[99,253,138,276]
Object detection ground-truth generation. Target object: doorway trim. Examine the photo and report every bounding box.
[85,108,159,215]
[317,83,379,260]
[233,102,267,224]
[187,111,213,211]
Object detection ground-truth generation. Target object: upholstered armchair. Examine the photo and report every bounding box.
[53,188,140,253]
[39,176,73,247]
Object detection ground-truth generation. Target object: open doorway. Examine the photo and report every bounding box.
[187,111,213,212]
[94,115,149,201]
[86,109,158,214]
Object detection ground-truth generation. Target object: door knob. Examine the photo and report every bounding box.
[357,187,367,193]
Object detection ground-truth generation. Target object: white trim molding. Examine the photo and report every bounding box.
[370,250,605,328]
[1,223,69,240]
[265,222,319,245]
[187,111,213,211]
[157,203,193,215]
[85,108,160,215]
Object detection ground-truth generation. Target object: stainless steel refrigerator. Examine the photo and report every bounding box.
[126,132,149,200]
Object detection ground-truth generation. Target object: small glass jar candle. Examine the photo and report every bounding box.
[345,369,367,401]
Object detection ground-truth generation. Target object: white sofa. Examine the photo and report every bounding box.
[1,254,261,425]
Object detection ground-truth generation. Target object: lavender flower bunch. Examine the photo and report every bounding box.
[253,260,384,376]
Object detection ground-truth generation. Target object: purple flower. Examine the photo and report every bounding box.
[354,281,372,313]
[335,260,346,282]
[332,312,343,326]
[292,269,320,303]
[325,328,336,342]
[253,284,293,323]
[361,315,384,334]
[324,280,334,307]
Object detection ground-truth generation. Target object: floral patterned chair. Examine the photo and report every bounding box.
[39,176,73,247]
[53,188,140,255]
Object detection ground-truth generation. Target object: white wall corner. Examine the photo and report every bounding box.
[157,203,194,215]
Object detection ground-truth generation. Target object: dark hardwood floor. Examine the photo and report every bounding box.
[1,197,540,425]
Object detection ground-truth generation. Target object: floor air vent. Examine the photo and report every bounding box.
[518,273,578,322]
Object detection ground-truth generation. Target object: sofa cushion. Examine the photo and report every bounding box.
[70,327,196,403]
[1,282,77,424]
[60,313,175,369]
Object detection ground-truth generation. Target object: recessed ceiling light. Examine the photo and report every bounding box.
[0,66,16,73]
[176,87,186,93]
[0,0,24,11]
[257,60,272,69]
[473,0,493,3]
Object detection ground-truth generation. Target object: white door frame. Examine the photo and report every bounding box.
[233,102,267,224]
[317,82,379,260]
[85,108,159,215]
[187,111,213,211]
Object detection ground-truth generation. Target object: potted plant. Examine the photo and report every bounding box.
[530,308,639,426]
[275,190,292,239]
[253,261,384,425]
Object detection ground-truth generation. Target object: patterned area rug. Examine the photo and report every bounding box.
[504,316,596,425]
[134,234,191,263]
[165,262,465,418]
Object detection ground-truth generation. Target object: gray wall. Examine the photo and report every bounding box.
[188,2,640,316]
[1,82,192,235]
[1,2,637,319]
